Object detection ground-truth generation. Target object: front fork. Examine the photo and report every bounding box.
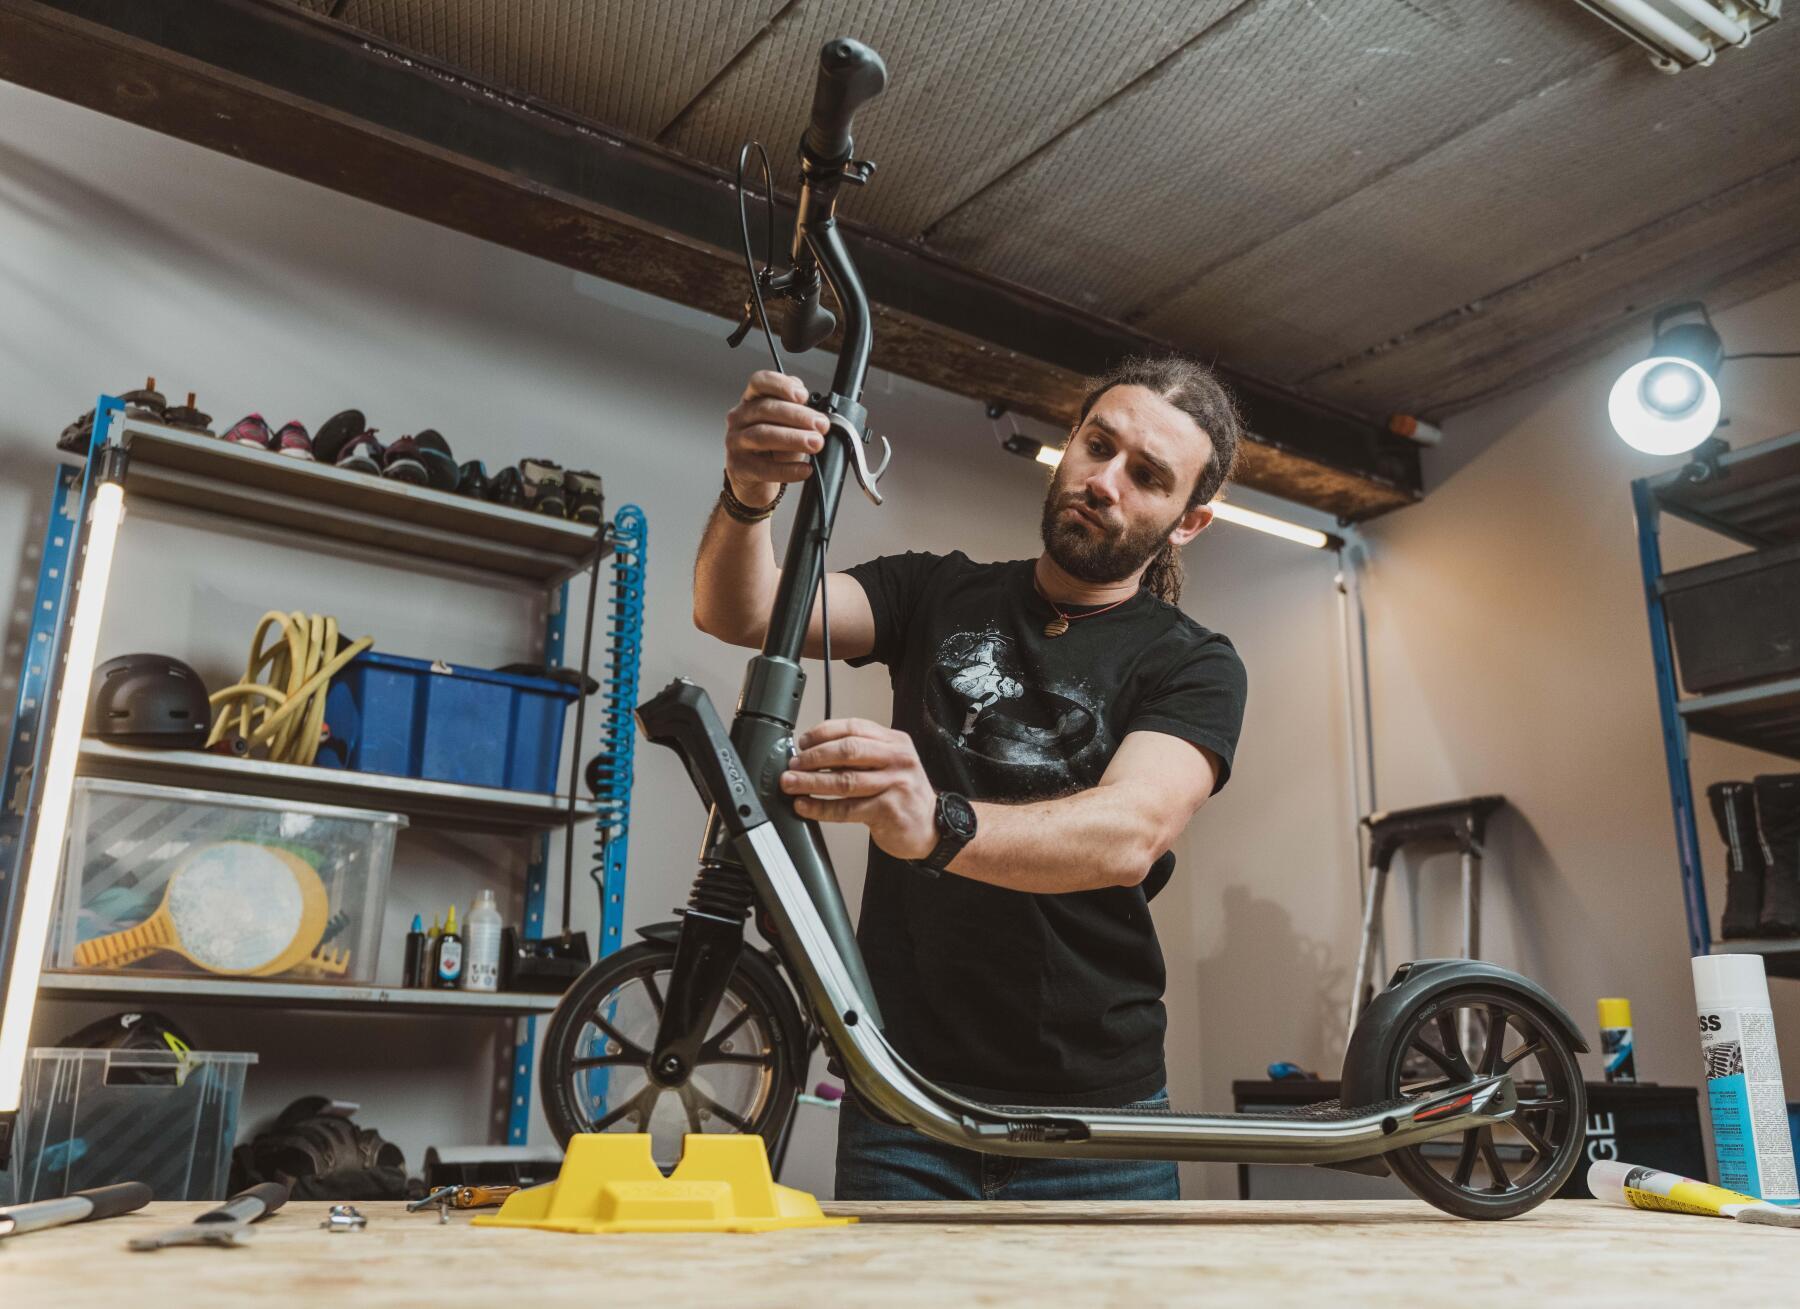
[637,667,878,1088]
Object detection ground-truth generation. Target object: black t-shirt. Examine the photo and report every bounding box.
[842,551,1248,1107]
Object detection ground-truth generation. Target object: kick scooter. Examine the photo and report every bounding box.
[541,37,1589,1220]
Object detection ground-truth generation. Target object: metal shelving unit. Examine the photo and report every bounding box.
[38,971,563,1016]
[116,420,606,582]
[2,400,646,1145]
[1634,430,1800,979]
[77,740,599,833]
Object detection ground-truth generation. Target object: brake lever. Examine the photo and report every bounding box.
[825,410,891,506]
[726,304,755,348]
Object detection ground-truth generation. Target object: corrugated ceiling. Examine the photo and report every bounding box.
[293,0,1800,423]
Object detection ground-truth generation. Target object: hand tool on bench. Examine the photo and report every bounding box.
[0,1182,152,1239]
[129,1182,288,1250]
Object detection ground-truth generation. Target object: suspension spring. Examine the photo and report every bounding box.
[687,859,757,922]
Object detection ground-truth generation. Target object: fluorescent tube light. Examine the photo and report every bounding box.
[1575,0,1779,73]
[1209,501,1335,550]
[1031,444,1337,549]
[0,478,125,1115]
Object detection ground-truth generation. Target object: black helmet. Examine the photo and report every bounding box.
[88,653,211,747]
[59,1009,194,1054]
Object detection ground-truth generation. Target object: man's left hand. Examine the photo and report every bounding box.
[781,718,938,861]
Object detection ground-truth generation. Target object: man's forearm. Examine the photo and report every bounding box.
[692,493,779,646]
[947,788,1164,894]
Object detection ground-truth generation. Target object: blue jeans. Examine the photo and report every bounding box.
[834,1089,1181,1201]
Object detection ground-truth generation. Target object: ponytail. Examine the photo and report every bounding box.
[1141,541,1183,606]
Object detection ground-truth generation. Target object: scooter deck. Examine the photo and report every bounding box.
[978,1093,1418,1123]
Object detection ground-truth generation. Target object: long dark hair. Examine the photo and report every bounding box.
[1074,356,1243,606]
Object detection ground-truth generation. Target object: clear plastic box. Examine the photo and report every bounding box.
[0,1047,256,1203]
[52,778,403,984]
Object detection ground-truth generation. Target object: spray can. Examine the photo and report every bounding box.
[433,904,464,989]
[1598,997,1637,1084]
[464,889,503,993]
[1692,953,1798,1202]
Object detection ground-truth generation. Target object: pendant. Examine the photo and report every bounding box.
[1043,616,1070,638]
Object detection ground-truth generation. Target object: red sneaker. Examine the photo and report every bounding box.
[222,413,275,450]
[274,420,314,460]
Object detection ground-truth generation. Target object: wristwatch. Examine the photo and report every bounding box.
[917,792,977,874]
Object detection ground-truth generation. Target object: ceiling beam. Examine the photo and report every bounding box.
[0,0,1422,519]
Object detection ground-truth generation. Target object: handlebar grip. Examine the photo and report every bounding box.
[803,37,888,162]
[76,1181,154,1221]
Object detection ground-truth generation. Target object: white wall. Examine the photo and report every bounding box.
[1,81,1357,1199]
[1357,278,1800,1117]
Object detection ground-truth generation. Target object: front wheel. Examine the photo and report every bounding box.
[1379,985,1587,1219]
[538,939,807,1168]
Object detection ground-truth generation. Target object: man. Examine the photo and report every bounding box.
[693,356,1248,1201]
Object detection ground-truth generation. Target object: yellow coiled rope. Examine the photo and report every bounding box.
[206,611,374,766]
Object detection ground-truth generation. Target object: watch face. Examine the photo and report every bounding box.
[940,792,977,839]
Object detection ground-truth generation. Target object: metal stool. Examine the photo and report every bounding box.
[1347,795,1507,1032]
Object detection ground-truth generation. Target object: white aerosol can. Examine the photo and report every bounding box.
[464,888,504,993]
[1692,953,1798,1202]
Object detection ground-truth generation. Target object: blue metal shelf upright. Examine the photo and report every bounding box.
[1633,430,1800,977]
[1,396,648,1147]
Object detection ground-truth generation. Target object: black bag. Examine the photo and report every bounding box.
[230,1096,408,1200]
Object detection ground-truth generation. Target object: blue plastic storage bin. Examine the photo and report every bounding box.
[321,652,579,794]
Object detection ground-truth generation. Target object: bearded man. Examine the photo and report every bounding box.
[693,356,1249,1200]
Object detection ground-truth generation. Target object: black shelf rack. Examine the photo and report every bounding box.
[1633,430,1800,979]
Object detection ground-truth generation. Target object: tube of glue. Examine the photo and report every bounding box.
[1588,1160,1800,1228]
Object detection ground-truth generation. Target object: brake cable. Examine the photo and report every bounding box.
[733,141,835,723]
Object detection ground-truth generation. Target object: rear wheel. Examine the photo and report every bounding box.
[1382,986,1586,1219]
[539,939,806,1168]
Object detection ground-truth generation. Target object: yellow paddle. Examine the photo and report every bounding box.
[74,841,330,977]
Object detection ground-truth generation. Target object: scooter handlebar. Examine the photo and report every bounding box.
[803,37,888,163]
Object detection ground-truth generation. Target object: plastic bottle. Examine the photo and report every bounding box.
[1692,954,1798,1201]
[433,904,464,989]
[464,890,504,993]
[1598,997,1636,1083]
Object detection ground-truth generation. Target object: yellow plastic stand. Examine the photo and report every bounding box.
[471,1133,855,1234]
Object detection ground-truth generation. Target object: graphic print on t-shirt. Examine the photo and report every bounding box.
[923,624,1110,798]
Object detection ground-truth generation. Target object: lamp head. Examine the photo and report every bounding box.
[1609,303,1724,456]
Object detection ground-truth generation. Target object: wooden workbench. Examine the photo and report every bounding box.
[3,1199,1785,1306]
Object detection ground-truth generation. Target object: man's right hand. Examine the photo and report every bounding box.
[725,371,831,510]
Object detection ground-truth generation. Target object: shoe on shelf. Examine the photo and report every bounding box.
[565,469,604,525]
[456,459,492,500]
[222,413,277,451]
[314,409,367,465]
[1710,782,1766,940]
[520,458,567,518]
[488,464,526,509]
[273,420,314,460]
[1755,773,1800,936]
[163,392,215,435]
[410,428,460,492]
[58,377,167,452]
[335,429,384,476]
[381,434,431,486]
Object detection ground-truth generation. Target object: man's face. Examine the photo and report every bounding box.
[1039,385,1215,584]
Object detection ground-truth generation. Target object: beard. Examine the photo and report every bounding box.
[1039,480,1183,585]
